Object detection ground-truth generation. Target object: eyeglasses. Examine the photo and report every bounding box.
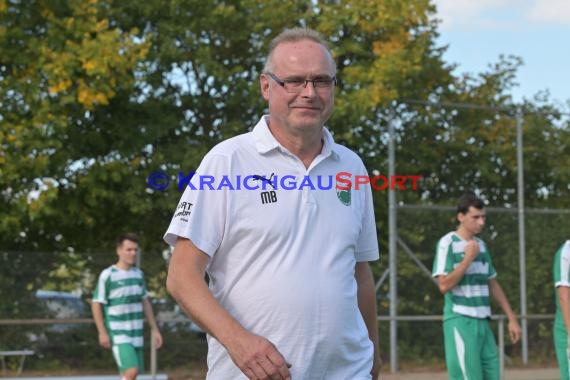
[265,72,337,93]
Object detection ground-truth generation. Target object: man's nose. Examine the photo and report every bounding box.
[299,80,317,96]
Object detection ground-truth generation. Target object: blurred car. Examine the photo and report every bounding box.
[27,290,91,349]
[151,297,205,336]
[35,290,90,331]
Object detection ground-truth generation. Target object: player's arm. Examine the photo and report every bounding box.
[90,301,110,349]
[489,278,521,343]
[436,240,479,294]
[355,261,381,380]
[142,297,163,349]
[166,237,291,380]
[557,286,570,337]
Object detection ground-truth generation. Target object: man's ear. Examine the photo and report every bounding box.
[457,212,464,224]
[260,74,270,101]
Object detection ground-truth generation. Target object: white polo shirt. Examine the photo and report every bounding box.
[164,116,379,380]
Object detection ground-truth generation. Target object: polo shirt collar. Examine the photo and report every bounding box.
[321,126,341,161]
[252,116,280,154]
[252,115,341,160]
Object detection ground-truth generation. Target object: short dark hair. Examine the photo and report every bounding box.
[456,191,485,215]
[262,27,336,74]
[116,233,139,248]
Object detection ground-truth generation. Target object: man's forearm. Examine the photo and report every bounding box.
[143,298,161,331]
[355,263,380,353]
[166,239,248,347]
[558,287,570,333]
[489,279,517,320]
[91,302,107,334]
[436,258,474,294]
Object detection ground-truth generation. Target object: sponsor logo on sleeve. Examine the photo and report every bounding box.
[174,202,194,222]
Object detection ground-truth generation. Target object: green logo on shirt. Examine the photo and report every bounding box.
[336,181,351,206]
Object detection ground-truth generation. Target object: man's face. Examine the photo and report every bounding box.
[458,206,486,236]
[260,39,336,133]
[116,239,138,267]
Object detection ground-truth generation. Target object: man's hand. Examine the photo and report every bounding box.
[371,351,382,379]
[98,331,111,349]
[508,318,522,344]
[152,328,163,350]
[464,239,480,262]
[226,330,291,380]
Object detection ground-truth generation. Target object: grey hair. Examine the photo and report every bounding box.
[262,27,336,73]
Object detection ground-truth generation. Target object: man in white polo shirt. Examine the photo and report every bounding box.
[432,191,521,380]
[164,27,380,380]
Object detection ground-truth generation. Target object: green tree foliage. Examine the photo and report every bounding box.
[1,0,443,294]
[377,53,570,360]
[0,0,151,311]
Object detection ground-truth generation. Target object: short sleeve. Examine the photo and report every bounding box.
[141,270,149,298]
[433,235,452,277]
[355,166,380,262]
[554,242,570,287]
[92,268,110,304]
[163,153,230,257]
[480,241,497,280]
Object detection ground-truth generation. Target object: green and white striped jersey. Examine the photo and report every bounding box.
[553,240,570,332]
[432,232,497,320]
[92,265,148,347]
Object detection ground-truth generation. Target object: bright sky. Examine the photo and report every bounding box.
[432,0,570,106]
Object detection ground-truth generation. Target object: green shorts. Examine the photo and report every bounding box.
[112,344,144,374]
[443,315,499,380]
[554,323,570,380]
